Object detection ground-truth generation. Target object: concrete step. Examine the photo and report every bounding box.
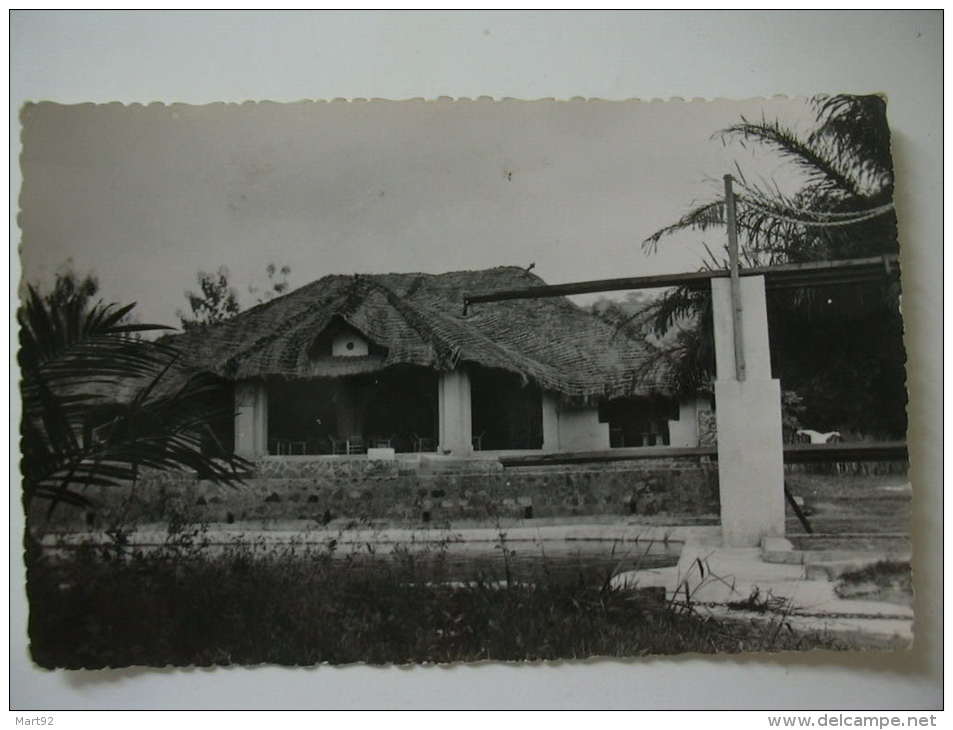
[611,543,913,649]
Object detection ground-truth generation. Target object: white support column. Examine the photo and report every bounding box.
[712,275,785,547]
[437,368,472,456]
[541,392,561,453]
[235,380,268,458]
[557,405,611,451]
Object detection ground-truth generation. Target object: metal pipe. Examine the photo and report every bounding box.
[724,174,746,381]
[463,255,900,306]
[497,440,908,468]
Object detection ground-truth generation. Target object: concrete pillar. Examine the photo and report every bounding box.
[557,405,610,451]
[541,392,561,452]
[235,380,268,457]
[711,275,785,547]
[437,368,472,455]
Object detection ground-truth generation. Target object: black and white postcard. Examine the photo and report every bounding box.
[18,95,912,669]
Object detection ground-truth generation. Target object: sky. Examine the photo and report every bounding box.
[18,97,818,326]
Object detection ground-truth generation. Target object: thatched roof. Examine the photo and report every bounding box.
[164,267,671,400]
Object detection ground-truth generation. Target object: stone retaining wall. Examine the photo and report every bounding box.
[38,456,720,529]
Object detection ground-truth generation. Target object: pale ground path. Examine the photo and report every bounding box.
[611,541,913,647]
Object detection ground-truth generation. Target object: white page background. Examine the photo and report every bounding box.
[9,9,943,711]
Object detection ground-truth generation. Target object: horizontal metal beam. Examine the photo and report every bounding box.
[782,441,908,464]
[464,255,900,309]
[498,446,715,467]
[498,440,908,468]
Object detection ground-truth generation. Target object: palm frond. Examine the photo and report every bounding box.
[721,116,862,198]
[642,200,725,253]
[811,94,894,193]
[19,284,251,514]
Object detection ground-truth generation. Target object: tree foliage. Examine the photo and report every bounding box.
[249,262,292,305]
[178,262,293,331]
[177,266,240,332]
[19,280,250,514]
[641,94,905,438]
[41,267,100,311]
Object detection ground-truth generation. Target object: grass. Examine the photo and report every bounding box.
[834,559,913,607]
[27,526,851,668]
[784,471,910,535]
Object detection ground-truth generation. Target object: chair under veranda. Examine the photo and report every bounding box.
[609,426,624,448]
[271,437,308,455]
[471,430,486,451]
[345,435,366,455]
[412,433,435,452]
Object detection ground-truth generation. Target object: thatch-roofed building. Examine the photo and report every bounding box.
[168,266,709,459]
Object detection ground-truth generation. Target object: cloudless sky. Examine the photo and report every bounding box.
[18,97,818,325]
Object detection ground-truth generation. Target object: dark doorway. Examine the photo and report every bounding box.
[266,368,437,454]
[599,396,676,448]
[470,367,543,450]
[267,378,340,454]
[358,367,438,452]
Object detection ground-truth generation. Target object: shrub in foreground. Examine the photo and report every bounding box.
[28,537,850,668]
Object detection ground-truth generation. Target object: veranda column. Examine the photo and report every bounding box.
[711,275,785,546]
[437,368,472,456]
[235,380,269,457]
[541,393,560,453]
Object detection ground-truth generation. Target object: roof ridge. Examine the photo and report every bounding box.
[421,303,565,389]
[239,266,542,307]
[362,279,461,370]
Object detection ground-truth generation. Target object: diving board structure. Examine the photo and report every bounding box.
[466,246,901,548]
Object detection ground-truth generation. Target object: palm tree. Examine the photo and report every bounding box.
[19,279,250,516]
[640,94,905,437]
[645,94,896,264]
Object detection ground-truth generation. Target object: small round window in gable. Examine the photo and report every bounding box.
[332,332,367,357]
